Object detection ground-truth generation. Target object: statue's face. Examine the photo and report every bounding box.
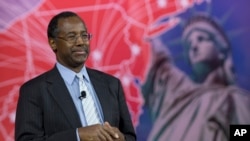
[185,29,221,66]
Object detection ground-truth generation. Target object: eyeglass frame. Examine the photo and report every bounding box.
[56,33,92,43]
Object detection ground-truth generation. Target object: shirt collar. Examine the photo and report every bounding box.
[56,62,90,85]
[81,66,90,83]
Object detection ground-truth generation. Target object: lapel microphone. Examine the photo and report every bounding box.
[79,91,86,100]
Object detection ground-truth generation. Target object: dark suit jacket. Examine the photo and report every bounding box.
[15,66,136,141]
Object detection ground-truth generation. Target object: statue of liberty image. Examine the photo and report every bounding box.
[141,13,250,141]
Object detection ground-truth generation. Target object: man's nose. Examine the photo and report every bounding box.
[75,36,87,45]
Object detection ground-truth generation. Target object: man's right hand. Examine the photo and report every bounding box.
[78,122,121,141]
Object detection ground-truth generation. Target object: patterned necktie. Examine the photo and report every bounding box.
[76,73,101,126]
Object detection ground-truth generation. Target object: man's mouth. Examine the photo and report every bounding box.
[74,50,86,55]
[73,48,88,55]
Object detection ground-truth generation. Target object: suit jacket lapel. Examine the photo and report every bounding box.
[87,69,113,123]
[46,66,82,128]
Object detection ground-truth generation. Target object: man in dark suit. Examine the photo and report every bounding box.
[15,11,136,141]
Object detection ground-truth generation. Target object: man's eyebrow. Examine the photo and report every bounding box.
[64,32,76,35]
[66,31,88,35]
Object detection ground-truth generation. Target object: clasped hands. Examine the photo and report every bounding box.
[78,122,125,141]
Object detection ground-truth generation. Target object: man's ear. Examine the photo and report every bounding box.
[48,38,57,52]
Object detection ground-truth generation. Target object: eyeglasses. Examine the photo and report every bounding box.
[56,33,92,43]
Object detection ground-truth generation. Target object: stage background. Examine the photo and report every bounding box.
[0,0,249,141]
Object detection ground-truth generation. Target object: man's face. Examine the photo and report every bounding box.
[186,29,220,66]
[51,16,90,70]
